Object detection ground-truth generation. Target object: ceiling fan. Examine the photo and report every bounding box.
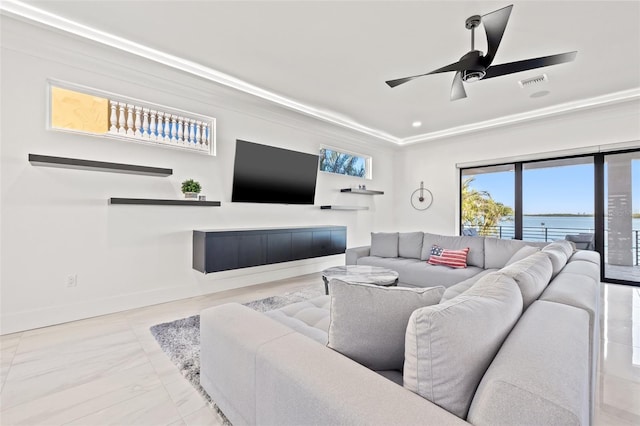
[385,4,577,101]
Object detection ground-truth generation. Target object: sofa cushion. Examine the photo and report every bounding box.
[327,279,443,371]
[427,245,469,268]
[264,295,330,344]
[375,369,404,386]
[370,232,399,258]
[440,269,498,302]
[421,233,485,268]
[539,270,600,424]
[468,301,590,426]
[398,232,424,259]
[569,250,600,264]
[544,240,575,259]
[399,263,483,288]
[541,246,569,278]
[499,252,553,310]
[484,238,533,269]
[505,245,540,266]
[562,259,600,278]
[403,273,523,418]
[356,256,423,272]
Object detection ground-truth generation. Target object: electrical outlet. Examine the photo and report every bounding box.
[66,274,77,288]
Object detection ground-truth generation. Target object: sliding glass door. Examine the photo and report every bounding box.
[459,148,640,286]
[522,158,594,245]
[604,152,640,283]
[460,165,515,238]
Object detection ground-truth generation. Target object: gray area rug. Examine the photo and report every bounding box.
[149,285,323,423]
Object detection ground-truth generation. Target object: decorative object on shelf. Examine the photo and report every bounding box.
[181,179,202,199]
[340,188,384,195]
[410,181,434,211]
[28,154,172,176]
[48,80,216,155]
[198,195,207,201]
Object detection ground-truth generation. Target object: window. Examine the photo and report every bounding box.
[319,148,370,178]
[522,158,594,243]
[48,80,215,155]
[459,148,640,287]
[461,165,515,238]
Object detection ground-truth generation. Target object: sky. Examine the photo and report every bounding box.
[465,160,640,215]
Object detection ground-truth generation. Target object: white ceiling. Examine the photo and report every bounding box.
[6,1,640,144]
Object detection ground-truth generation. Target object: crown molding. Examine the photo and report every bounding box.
[399,88,640,145]
[0,0,400,145]
[2,0,638,149]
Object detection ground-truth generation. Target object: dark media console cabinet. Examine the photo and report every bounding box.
[193,226,347,274]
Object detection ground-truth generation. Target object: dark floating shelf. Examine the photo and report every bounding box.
[320,205,369,210]
[29,154,172,177]
[109,198,221,206]
[340,188,384,195]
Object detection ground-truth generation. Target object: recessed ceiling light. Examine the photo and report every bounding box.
[412,121,422,128]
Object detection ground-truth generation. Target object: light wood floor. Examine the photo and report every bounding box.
[1,274,639,425]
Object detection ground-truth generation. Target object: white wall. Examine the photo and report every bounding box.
[393,100,640,234]
[0,17,398,334]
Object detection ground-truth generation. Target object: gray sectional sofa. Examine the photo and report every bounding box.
[346,232,546,287]
[200,233,601,425]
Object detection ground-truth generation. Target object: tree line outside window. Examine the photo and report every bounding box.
[319,148,368,178]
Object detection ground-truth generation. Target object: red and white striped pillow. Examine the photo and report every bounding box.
[427,245,469,269]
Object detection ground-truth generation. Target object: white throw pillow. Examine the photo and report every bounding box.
[403,273,523,419]
[327,279,444,371]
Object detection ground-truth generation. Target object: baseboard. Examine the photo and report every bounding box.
[0,255,344,335]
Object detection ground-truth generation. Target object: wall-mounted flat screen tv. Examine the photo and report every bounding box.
[231,140,319,204]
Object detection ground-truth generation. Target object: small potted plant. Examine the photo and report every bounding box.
[181,179,202,199]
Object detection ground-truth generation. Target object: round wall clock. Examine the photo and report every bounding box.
[410,181,433,211]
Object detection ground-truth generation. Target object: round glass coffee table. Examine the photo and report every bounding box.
[322,265,400,295]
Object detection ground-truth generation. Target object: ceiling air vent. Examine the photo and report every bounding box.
[518,74,548,88]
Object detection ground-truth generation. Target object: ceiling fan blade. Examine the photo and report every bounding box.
[483,51,577,79]
[481,4,513,66]
[451,72,467,101]
[385,56,479,88]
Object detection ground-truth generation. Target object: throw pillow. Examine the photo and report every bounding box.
[541,245,569,278]
[403,273,523,419]
[440,270,496,302]
[370,232,399,258]
[544,240,575,258]
[500,252,553,309]
[421,233,484,268]
[427,245,469,268]
[327,279,444,371]
[398,232,424,259]
[484,238,536,269]
[505,245,540,266]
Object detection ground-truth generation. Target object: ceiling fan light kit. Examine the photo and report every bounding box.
[385,4,577,101]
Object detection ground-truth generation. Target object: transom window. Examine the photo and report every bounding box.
[319,147,371,179]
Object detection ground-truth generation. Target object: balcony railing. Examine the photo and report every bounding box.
[462,225,640,266]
